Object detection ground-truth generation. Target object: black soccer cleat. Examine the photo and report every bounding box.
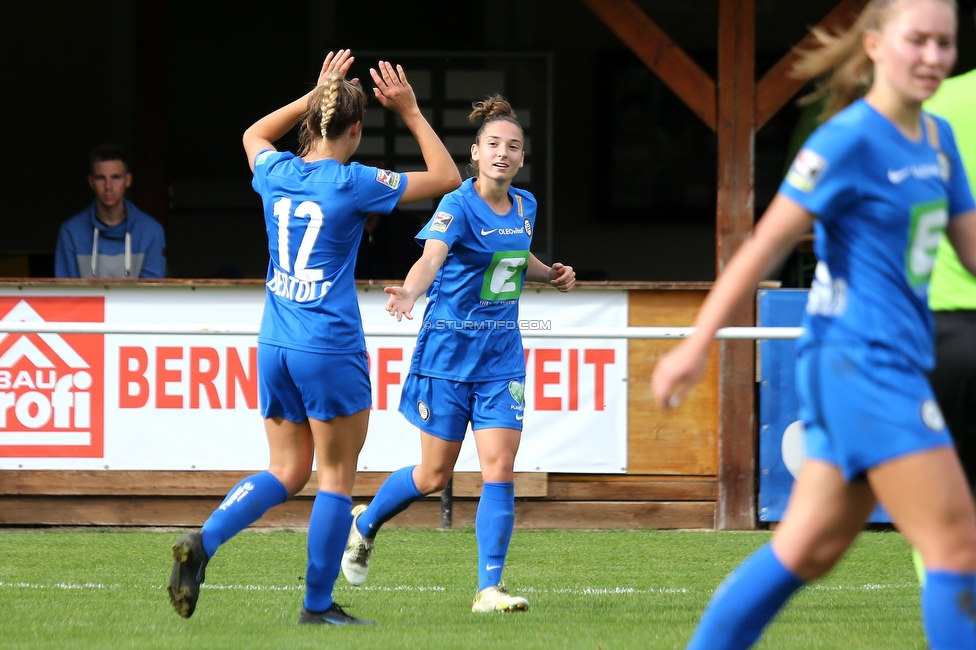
[298,602,375,626]
[168,531,209,618]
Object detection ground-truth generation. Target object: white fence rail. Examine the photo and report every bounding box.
[0,322,804,339]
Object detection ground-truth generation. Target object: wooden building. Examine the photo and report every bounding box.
[2,0,973,530]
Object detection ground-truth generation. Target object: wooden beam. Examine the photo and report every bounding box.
[0,497,715,530]
[0,470,547,498]
[580,0,717,131]
[716,0,757,531]
[754,0,868,130]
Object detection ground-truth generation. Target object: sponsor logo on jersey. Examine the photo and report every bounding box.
[0,298,105,458]
[515,195,523,217]
[887,167,911,184]
[480,227,525,236]
[480,250,529,302]
[786,148,827,193]
[430,212,454,233]
[375,168,401,190]
[417,400,430,421]
[887,163,944,184]
[920,399,945,432]
[523,218,532,238]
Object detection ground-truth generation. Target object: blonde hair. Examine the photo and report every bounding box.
[297,72,367,156]
[467,95,523,176]
[793,0,957,120]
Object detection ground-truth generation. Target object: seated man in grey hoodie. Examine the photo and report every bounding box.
[55,144,166,278]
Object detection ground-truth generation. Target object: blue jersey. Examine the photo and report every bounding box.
[780,99,975,371]
[252,150,406,353]
[411,178,537,382]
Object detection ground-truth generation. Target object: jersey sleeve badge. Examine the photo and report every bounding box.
[430,211,454,233]
[785,148,828,193]
[375,168,401,190]
[255,150,274,167]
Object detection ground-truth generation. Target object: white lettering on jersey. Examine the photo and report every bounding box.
[266,267,332,303]
[806,262,847,317]
[888,163,943,184]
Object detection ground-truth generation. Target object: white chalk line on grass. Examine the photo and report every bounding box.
[0,581,917,594]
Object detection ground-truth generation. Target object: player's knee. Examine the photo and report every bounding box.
[270,466,312,496]
[413,468,453,495]
[785,539,848,580]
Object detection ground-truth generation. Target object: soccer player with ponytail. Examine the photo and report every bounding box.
[341,95,576,614]
[166,49,459,625]
[653,1,976,647]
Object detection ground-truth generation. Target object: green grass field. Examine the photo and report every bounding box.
[0,527,924,649]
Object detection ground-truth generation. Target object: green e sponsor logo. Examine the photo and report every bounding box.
[906,199,948,289]
[480,250,529,301]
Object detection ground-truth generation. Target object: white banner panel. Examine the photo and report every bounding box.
[0,285,627,472]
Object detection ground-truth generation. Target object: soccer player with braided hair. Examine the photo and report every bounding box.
[341,95,576,614]
[653,1,976,647]
[167,49,460,626]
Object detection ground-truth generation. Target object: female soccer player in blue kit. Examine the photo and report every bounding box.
[340,96,576,613]
[167,49,460,625]
[652,1,976,648]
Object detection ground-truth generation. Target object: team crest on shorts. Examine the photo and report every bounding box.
[417,400,431,422]
[508,381,524,406]
[920,399,945,432]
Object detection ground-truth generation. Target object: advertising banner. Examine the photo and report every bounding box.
[0,285,628,473]
[757,288,889,522]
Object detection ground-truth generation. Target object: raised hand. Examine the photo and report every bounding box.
[318,49,355,85]
[370,61,418,115]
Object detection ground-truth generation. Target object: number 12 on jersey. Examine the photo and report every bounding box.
[266,198,333,303]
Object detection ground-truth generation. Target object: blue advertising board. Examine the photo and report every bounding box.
[757,289,890,523]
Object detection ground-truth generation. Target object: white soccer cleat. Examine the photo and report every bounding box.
[341,504,374,586]
[471,584,529,613]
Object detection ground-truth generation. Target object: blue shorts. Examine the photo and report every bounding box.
[796,343,952,481]
[397,374,525,442]
[258,343,371,422]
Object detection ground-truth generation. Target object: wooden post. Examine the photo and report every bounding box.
[716,0,757,530]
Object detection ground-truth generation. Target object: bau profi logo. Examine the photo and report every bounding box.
[0,298,105,458]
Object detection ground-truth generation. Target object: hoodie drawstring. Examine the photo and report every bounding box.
[90,226,132,277]
[124,232,131,277]
[91,229,99,277]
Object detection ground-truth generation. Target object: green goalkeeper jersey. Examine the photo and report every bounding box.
[926,69,976,311]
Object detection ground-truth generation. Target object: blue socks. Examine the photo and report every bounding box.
[476,482,515,591]
[200,471,288,559]
[304,491,353,612]
[922,570,976,649]
[686,543,803,650]
[356,465,423,538]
